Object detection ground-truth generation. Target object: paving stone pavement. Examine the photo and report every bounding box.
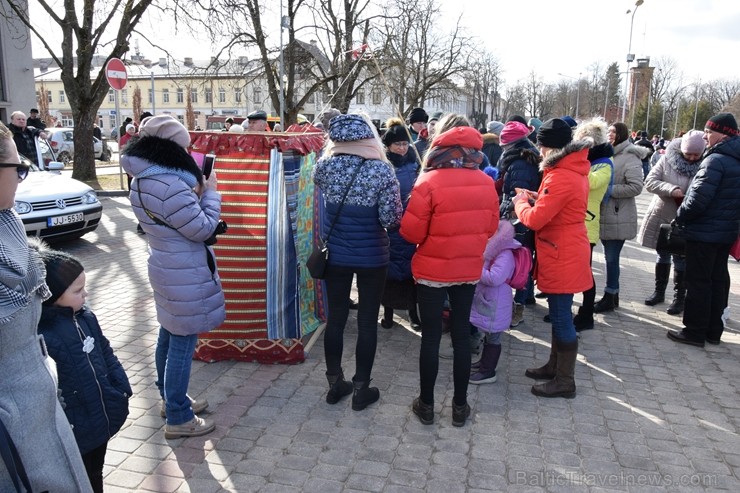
[55,189,740,492]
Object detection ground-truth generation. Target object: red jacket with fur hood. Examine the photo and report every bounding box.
[400,127,499,283]
[514,140,592,294]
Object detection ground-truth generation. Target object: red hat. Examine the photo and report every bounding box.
[499,121,531,145]
[431,126,483,150]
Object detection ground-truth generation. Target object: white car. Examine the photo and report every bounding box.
[45,127,111,164]
[15,155,103,241]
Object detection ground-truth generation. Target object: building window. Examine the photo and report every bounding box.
[121,89,128,104]
[219,87,226,103]
[235,89,242,103]
[356,89,365,105]
[177,88,184,103]
[205,88,212,103]
[253,88,261,105]
[148,89,154,104]
[177,115,185,125]
[372,87,382,105]
[61,116,73,126]
[108,89,115,103]
[109,115,116,131]
[47,91,52,103]
[308,92,315,104]
[190,88,198,103]
[162,88,170,103]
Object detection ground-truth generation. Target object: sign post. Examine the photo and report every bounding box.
[106,58,128,189]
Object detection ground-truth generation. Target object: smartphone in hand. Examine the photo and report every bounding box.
[203,154,216,179]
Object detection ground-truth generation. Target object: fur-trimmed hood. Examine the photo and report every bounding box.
[540,139,591,171]
[121,135,202,182]
[483,220,520,260]
[482,133,500,145]
[499,138,540,174]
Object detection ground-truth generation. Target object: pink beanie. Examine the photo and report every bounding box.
[500,121,531,145]
[680,129,705,155]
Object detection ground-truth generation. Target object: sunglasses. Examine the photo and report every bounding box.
[0,163,30,181]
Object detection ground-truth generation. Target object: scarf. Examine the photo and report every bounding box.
[330,140,387,162]
[424,146,484,171]
[665,143,701,177]
[0,210,50,323]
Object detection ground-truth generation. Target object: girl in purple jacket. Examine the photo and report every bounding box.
[469,220,520,384]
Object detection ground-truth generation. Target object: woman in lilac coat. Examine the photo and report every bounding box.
[468,220,520,384]
[122,115,225,439]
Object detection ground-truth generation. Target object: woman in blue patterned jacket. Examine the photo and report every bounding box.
[313,113,403,411]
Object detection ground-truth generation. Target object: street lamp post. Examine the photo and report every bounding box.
[622,0,644,122]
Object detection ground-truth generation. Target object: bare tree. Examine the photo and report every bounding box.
[374,0,473,116]
[464,50,503,127]
[37,81,51,126]
[1,0,157,180]
[132,86,142,123]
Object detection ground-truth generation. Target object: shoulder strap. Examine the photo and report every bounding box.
[135,178,176,230]
[324,160,364,242]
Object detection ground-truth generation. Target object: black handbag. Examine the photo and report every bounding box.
[656,222,686,255]
[308,162,363,279]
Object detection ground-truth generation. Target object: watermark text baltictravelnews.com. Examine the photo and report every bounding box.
[515,470,717,487]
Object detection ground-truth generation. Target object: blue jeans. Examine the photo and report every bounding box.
[547,294,577,344]
[323,265,386,382]
[417,283,476,406]
[601,239,625,294]
[155,327,198,425]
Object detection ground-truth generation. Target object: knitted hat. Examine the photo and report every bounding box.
[681,129,706,155]
[382,122,410,147]
[499,121,530,145]
[560,116,578,128]
[431,126,483,150]
[139,114,191,149]
[328,114,375,142]
[320,108,341,129]
[408,107,428,124]
[125,123,136,132]
[507,115,527,125]
[486,120,505,136]
[39,249,84,306]
[537,118,573,148]
[528,118,543,132]
[705,112,739,136]
[429,111,443,123]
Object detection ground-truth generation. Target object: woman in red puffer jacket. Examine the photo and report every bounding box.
[513,118,591,400]
[401,115,499,428]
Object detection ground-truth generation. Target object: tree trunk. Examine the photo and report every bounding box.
[70,105,98,181]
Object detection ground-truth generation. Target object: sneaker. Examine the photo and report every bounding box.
[160,397,209,418]
[164,416,215,439]
[469,369,497,385]
[412,397,434,425]
[451,402,471,427]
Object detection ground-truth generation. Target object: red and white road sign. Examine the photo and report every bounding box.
[105,58,128,90]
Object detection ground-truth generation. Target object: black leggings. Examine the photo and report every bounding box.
[416,283,476,406]
[323,264,387,382]
[82,441,108,493]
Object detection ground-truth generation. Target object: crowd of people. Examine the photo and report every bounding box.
[2,102,739,490]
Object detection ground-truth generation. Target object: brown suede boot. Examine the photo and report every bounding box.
[531,340,578,398]
[525,338,557,380]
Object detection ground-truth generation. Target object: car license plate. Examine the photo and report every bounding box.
[47,212,84,227]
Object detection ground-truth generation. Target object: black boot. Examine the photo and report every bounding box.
[593,292,617,313]
[645,263,670,305]
[666,270,686,315]
[380,306,394,329]
[525,338,557,380]
[351,378,379,411]
[325,371,353,404]
[573,308,594,332]
[531,340,578,398]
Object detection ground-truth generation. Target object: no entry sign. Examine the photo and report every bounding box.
[105,58,128,90]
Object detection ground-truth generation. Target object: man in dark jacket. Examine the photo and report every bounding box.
[27,108,46,130]
[635,130,655,178]
[9,111,47,166]
[668,112,740,347]
[482,120,504,168]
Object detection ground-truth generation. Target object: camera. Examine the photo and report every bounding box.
[205,220,228,245]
